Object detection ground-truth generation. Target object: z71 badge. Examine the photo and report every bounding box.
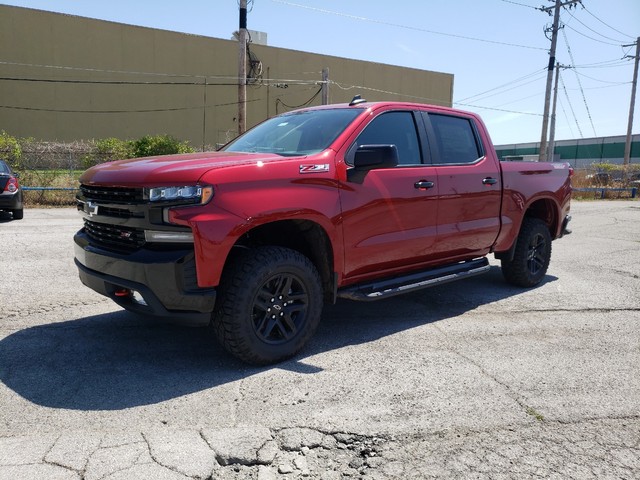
[299,164,330,174]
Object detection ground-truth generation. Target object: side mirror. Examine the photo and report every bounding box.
[348,144,399,183]
[353,144,399,170]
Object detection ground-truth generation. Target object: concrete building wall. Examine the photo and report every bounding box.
[0,5,453,149]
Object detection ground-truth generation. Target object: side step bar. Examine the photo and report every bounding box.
[337,258,490,302]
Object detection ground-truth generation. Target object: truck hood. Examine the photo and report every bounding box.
[79,151,290,185]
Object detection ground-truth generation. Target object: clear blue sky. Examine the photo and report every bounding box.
[2,0,639,145]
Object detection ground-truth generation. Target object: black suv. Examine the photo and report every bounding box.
[0,159,23,220]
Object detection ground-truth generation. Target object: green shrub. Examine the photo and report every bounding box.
[95,137,134,160]
[131,134,195,158]
[0,130,22,167]
[592,162,617,172]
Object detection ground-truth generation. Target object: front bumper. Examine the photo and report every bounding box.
[74,230,216,326]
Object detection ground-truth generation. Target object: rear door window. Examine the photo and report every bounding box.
[427,114,483,165]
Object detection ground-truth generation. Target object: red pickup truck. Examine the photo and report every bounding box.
[74,98,572,364]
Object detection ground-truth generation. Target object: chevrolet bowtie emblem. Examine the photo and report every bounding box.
[87,201,99,217]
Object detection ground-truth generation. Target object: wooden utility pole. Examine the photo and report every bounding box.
[548,63,561,161]
[623,37,639,166]
[321,67,330,105]
[539,0,582,162]
[238,0,248,135]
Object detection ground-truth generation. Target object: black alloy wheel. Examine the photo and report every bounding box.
[252,272,310,345]
[212,246,323,365]
[501,217,552,288]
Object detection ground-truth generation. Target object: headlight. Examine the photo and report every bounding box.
[146,185,213,204]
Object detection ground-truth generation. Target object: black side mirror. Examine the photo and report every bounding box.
[353,144,398,170]
[348,145,398,183]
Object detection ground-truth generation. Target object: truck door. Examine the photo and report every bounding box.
[339,110,439,280]
[422,112,502,260]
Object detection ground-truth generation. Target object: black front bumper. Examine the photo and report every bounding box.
[74,231,216,326]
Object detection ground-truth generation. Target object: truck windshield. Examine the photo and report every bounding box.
[223,108,363,156]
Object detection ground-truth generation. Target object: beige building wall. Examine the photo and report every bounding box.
[0,5,453,149]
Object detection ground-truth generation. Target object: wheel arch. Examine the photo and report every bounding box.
[524,197,560,237]
[495,196,560,262]
[229,219,337,303]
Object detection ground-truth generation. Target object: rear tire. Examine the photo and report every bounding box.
[12,208,23,220]
[501,217,552,287]
[212,246,323,365]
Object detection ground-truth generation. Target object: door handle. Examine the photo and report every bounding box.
[482,177,498,185]
[414,180,435,189]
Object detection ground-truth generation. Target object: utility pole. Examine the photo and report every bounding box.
[321,67,330,105]
[539,0,582,162]
[623,37,639,166]
[548,62,561,162]
[238,0,248,135]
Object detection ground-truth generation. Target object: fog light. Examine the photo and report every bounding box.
[144,230,194,243]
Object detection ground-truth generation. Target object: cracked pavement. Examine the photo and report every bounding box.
[0,201,639,479]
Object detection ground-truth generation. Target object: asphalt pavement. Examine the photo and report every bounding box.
[0,201,638,479]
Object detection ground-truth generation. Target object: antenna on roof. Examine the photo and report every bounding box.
[349,95,367,106]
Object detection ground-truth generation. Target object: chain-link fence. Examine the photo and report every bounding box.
[1,135,198,206]
[2,141,106,206]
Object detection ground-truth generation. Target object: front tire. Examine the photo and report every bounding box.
[501,217,552,287]
[212,246,323,365]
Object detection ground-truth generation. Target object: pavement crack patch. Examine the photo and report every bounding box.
[199,429,222,468]
[140,431,187,477]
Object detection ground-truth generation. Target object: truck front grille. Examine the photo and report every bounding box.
[83,219,145,252]
[80,184,144,203]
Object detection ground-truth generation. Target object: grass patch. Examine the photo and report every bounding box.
[525,406,545,422]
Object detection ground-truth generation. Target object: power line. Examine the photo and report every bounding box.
[0,99,262,114]
[571,82,631,90]
[557,96,577,137]
[270,0,547,51]
[562,28,597,136]
[454,102,544,117]
[0,60,202,79]
[563,8,628,44]
[0,77,211,86]
[460,74,547,104]
[493,90,545,108]
[275,87,322,111]
[571,58,634,69]
[0,74,322,87]
[582,5,635,40]
[498,0,540,10]
[572,69,632,84]
[331,80,448,104]
[455,68,546,103]
[558,67,583,137]
[563,22,625,46]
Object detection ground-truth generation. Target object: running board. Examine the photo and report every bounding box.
[337,258,490,302]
